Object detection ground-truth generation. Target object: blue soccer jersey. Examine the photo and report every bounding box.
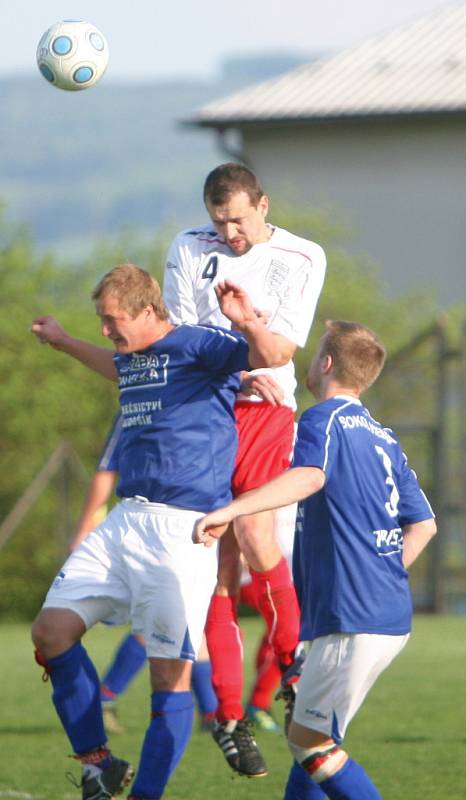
[97,413,123,471]
[292,395,434,639]
[113,323,249,511]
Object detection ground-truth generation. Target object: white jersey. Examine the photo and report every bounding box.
[164,223,326,410]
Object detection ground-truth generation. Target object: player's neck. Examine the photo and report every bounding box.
[254,223,274,245]
[319,381,361,402]
[152,320,175,342]
[136,321,175,350]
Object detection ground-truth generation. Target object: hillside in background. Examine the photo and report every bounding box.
[0,54,309,258]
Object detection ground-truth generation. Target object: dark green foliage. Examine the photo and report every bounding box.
[0,211,183,617]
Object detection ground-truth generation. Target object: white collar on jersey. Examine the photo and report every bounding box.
[333,394,362,404]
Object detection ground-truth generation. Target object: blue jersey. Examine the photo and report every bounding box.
[113,323,249,511]
[292,395,434,639]
[97,413,123,472]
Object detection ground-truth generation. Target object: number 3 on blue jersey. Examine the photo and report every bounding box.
[375,445,400,518]
[202,255,218,282]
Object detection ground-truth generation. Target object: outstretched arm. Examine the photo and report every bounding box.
[215,280,296,368]
[194,466,325,547]
[31,316,118,381]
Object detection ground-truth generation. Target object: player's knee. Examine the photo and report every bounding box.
[235,522,279,564]
[288,740,348,782]
[31,613,64,655]
[149,658,192,693]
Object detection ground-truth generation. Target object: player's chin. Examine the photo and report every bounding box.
[228,239,247,254]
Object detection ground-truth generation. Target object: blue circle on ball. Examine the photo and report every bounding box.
[73,66,94,83]
[90,32,104,51]
[39,63,55,83]
[52,36,73,55]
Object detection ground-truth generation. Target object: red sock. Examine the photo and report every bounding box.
[250,557,300,668]
[249,632,282,709]
[239,582,256,609]
[205,595,244,721]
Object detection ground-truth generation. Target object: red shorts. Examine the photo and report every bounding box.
[232,402,295,496]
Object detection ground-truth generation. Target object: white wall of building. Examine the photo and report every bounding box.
[242,116,465,305]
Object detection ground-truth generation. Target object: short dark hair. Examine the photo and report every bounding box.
[322,320,386,392]
[203,162,265,207]
[92,263,169,320]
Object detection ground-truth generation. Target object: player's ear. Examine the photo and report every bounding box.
[322,354,333,374]
[258,194,269,218]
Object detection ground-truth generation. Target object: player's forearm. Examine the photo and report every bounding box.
[194,467,324,546]
[242,321,292,368]
[231,467,324,517]
[55,334,118,380]
[402,518,437,568]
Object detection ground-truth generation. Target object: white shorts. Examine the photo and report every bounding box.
[293,632,409,743]
[43,498,218,660]
[275,502,297,568]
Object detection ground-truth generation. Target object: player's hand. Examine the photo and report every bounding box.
[31,316,67,349]
[240,372,285,405]
[215,280,258,329]
[193,510,233,547]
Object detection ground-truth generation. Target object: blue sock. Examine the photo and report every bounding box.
[101,633,147,698]
[191,659,217,715]
[130,690,194,800]
[284,761,327,799]
[320,758,382,799]
[48,642,106,754]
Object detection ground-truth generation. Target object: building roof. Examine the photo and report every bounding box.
[186,2,466,127]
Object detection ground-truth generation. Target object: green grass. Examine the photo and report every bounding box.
[1,615,465,799]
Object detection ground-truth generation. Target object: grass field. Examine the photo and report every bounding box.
[1,614,465,799]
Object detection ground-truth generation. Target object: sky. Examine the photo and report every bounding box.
[1,0,455,82]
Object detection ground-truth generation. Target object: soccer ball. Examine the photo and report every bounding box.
[36,20,109,91]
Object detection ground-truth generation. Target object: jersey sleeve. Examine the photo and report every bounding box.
[97,413,123,472]
[268,243,326,348]
[396,452,435,526]
[292,405,335,472]
[163,234,200,324]
[196,326,250,375]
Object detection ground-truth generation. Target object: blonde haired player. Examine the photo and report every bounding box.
[194,321,436,800]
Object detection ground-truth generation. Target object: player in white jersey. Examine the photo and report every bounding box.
[163,162,326,776]
[30,264,286,800]
[194,320,436,800]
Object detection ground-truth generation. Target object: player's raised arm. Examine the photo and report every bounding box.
[215,279,296,369]
[193,466,325,546]
[31,316,118,381]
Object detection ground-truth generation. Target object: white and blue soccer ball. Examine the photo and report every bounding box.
[36,20,109,91]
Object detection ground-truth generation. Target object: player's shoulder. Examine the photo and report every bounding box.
[270,225,326,265]
[302,396,357,423]
[176,322,243,344]
[172,223,223,247]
